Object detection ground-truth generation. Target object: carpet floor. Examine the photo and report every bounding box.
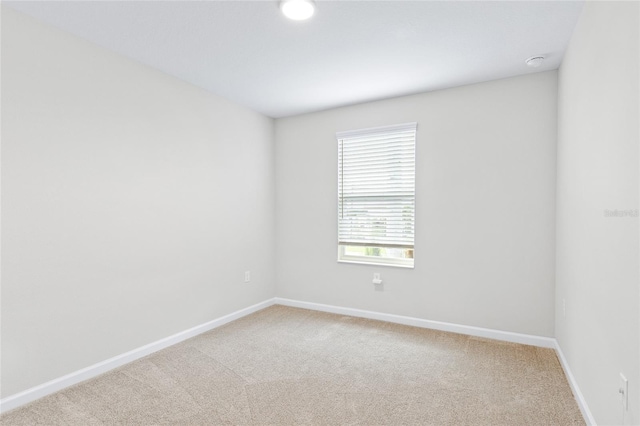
[1,305,584,425]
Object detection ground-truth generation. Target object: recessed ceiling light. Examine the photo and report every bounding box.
[280,0,315,21]
[525,56,545,68]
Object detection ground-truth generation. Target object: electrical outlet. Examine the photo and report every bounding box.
[373,273,383,291]
[244,271,251,283]
[620,373,628,411]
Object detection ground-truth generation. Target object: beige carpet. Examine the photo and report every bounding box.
[1,305,584,425]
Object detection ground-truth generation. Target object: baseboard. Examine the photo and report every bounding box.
[554,341,597,425]
[0,298,276,414]
[274,297,556,348]
[275,297,594,425]
[2,296,594,426]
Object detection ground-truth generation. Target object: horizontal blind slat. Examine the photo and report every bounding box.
[338,124,416,250]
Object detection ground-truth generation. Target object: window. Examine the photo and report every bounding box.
[337,122,416,268]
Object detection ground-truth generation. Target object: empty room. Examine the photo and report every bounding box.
[1,0,638,425]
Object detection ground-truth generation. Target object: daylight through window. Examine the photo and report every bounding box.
[337,122,416,267]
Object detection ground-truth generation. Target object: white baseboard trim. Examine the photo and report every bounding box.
[274,297,556,348]
[0,298,276,414]
[275,298,594,425]
[554,341,597,425]
[2,296,594,426]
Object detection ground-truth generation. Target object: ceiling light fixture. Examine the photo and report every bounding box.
[280,0,315,21]
[525,56,545,68]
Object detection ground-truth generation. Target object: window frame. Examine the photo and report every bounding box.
[337,245,415,268]
[336,122,417,268]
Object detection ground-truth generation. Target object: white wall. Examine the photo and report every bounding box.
[556,2,639,425]
[1,8,275,398]
[275,71,558,337]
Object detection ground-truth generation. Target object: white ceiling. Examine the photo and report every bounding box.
[6,1,584,118]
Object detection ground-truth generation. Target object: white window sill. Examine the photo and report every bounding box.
[337,259,414,269]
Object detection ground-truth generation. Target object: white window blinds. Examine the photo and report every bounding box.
[337,122,416,249]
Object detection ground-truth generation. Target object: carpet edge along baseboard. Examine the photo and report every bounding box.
[0,297,592,426]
